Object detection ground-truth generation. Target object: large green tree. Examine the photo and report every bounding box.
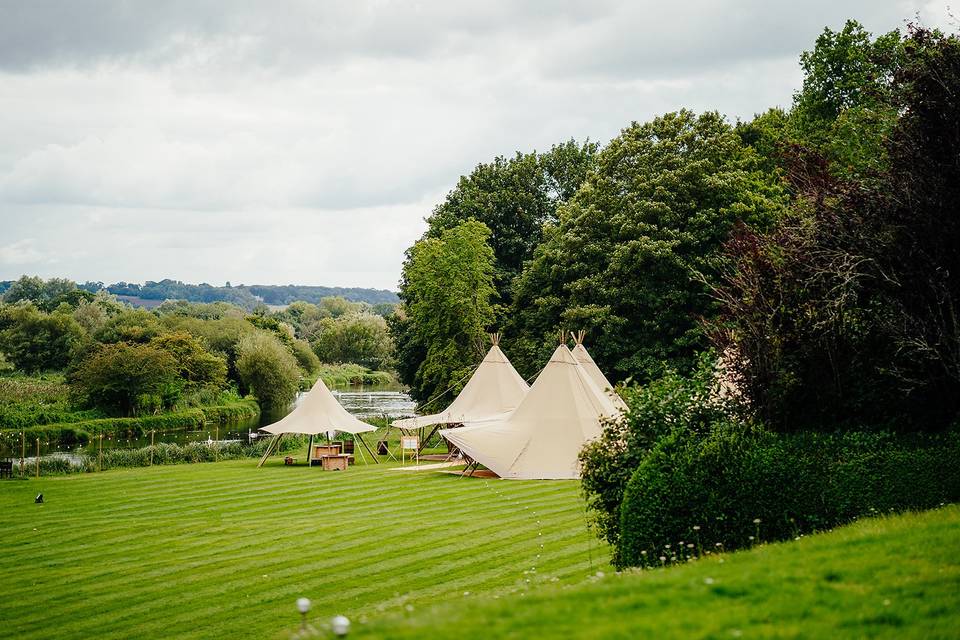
[0,303,84,373]
[424,139,597,307]
[393,220,497,409]
[507,110,788,382]
[310,313,394,370]
[69,342,181,415]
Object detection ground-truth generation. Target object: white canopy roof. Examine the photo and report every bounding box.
[441,345,621,480]
[262,377,376,436]
[571,342,628,411]
[393,344,529,431]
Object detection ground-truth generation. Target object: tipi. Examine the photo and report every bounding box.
[570,331,627,411]
[392,334,529,431]
[441,344,621,479]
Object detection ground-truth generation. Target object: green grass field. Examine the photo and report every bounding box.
[1,456,603,639]
[2,456,957,639]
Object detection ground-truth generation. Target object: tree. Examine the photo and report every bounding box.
[95,308,163,343]
[393,220,497,409]
[0,303,84,373]
[235,331,301,410]
[310,313,394,370]
[69,342,181,415]
[789,20,904,175]
[424,139,597,307]
[508,110,787,382]
[149,332,228,389]
[712,27,960,431]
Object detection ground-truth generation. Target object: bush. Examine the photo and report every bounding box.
[616,427,960,569]
[579,354,739,548]
[290,338,320,374]
[235,332,301,410]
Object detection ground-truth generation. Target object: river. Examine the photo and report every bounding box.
[0,385,415,459]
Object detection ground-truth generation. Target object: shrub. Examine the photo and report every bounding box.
[290,338,320,374]
[616,427,960,569]
[235,332,300,410]
[579,353,739,548]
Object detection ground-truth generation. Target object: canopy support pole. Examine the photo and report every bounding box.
[256,434,282,468]
[353,434,368,465]
[356,433,380,464]
[416,426,440,456]
[306,434,314,467]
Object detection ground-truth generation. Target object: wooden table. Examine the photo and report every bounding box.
[310,444,342,466]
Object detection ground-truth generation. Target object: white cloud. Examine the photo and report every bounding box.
[0,0,952,289]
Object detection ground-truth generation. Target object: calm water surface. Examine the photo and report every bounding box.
[1,385,415,459]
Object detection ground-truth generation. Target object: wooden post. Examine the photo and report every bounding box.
[306,434,314,467]
[214,426,219,462]
[98,433,103,472]
[149,430,155,466]
[20,431,25,477]
[35,438,40,478]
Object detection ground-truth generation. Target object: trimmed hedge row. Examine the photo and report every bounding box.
[0,399,260,447]
[616,427,960,568]
[31,435,308,475]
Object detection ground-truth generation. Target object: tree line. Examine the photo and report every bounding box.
[391,21,960,565]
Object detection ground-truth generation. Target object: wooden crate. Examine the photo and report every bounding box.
[321,455,349,471]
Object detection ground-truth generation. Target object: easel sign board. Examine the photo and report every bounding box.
[400,435,419,465]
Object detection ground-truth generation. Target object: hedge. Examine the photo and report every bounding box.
[616,427,960,569]
[0,399,260,448]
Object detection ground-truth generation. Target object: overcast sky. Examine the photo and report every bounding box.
[0,1,953,291]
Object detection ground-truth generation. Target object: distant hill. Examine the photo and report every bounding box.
[71,279,398,309]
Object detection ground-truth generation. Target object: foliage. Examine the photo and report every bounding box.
[149,332,228,389]
[789,20,904,175]
[579,354,740,547]
[290,338,321,374]
[617,426,960,569]
[235,331,301,410]
[0,375,104,429]
[315,363,395,387]
[712,27,960,430]
[310,313,394,370]
[68,342,181,415]
[508,110,788,381]
[0,303,84,373]
[94,308,163,344]
[393,220,497,409]
[424,139,598,306]
[0,398,259,447]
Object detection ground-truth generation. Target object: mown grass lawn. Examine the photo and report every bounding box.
[3,458,958,639]
[1,456,603,639]
[359,505,960,640]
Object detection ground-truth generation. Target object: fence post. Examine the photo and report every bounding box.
[98,433,103,472]
[35,438,40,478]
[20,431,25,477]
[149,430,155,466]
[214,426,219,462]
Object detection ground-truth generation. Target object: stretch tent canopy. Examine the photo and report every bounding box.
[570,334,628,412]
[392,337,529,431]
[441,345,621,480]
[257,377,377,467]
[262,378,376,436]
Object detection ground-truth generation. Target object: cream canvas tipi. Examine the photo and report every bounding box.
[441,344,621,480]
[570,331,627,411]
[392,334,529,431]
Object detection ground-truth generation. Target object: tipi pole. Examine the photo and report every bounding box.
[306,434,314,467]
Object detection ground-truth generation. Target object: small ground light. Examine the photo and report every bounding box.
[331,615,350,637]
[297,598,311,631]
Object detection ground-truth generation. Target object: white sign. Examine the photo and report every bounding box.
[401,436,419,450]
